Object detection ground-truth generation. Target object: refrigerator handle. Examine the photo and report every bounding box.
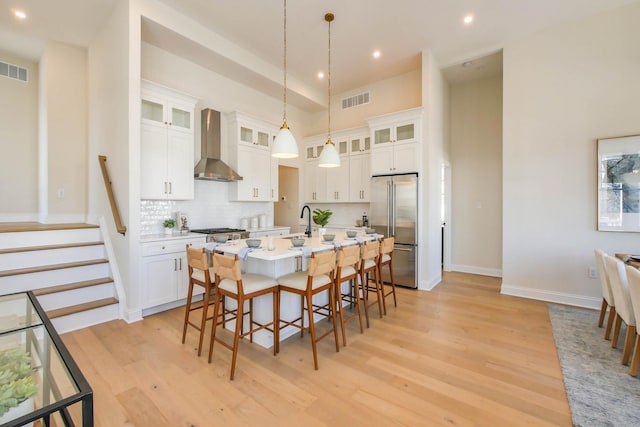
[391,182,396,236]
[386,180,391,237]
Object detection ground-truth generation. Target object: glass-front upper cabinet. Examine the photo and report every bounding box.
[141,82,194,132]
[373,121,415,145]
[237,122,272,149]
[350,135,371,154]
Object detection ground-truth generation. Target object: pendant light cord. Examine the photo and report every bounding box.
[326,13,334,143]
[282,0,288,126]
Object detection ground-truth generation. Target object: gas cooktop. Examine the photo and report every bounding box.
[191,227,246,234]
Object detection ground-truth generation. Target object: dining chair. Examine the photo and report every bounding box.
[595,249,616,339]
[359,239,383,326]
[334,244,365,346]
[378,236,397,315]
[277,249,340,370]
[604,255,636,365]
[625,265,640,376]
[183,245,217,356]
[208,253,279,380]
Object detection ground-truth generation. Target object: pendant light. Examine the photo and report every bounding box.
[317,12,340,168]
[272,0,299,158]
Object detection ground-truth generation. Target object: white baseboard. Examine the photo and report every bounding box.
[450,264,502,278]
[124,308,143,324]
[419,272,442,291]
[500,283,601,310]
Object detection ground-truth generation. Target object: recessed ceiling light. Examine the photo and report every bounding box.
[14,10,27,20]
[317,71,324,79]
[463,14,474,25]
[372,50,381,59]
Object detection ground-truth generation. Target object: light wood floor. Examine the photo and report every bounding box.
[61,272,572,426]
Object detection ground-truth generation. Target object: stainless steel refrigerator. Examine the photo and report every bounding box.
[370,173,418,288]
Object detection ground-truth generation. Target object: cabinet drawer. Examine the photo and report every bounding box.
[141,238,205,256]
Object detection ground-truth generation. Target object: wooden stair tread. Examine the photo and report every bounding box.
[33,277,114,296]
[0,222,99,233]
[0,241,104,255]
[47,297,119,319]
[0,259,109,277]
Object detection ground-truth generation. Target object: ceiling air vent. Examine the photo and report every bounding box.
[341,91,370,109]
[0,61,28,82]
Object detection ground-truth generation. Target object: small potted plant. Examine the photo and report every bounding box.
[312,208,332,236]
[163,218,176,234]
[0,348,38,425]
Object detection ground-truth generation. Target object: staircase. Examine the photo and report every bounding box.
[0,223,121,333]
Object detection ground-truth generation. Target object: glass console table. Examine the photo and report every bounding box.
[0,292,93,426]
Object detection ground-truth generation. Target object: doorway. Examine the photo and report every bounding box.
[274,166,299,231]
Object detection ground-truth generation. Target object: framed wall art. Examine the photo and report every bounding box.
[597,134,640,232]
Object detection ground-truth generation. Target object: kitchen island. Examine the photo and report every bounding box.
[198,232,380,348]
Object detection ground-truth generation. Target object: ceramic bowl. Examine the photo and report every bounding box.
[213,234,228,243]
[365,228,376,234]
[346,230,357,238]
[322,234,335,242]
[246,238,261,248]
[291,238,305,247]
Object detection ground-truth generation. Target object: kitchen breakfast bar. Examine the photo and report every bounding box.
[197,232,379,348]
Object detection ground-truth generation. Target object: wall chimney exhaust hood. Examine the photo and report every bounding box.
[194,109,243,181]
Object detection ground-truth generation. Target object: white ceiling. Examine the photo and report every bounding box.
[1,0,638,109]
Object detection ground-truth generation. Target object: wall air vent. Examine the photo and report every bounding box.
[0,61,28,82]
[341,91,370,109]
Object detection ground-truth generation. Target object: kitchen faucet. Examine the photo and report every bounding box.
[300,205,312,237]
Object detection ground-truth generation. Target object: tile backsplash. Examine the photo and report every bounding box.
[140,180,274,235]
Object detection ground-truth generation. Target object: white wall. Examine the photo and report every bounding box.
[306,69,422,136]
[421,49,448,290]
[0,51,38,220]
[39,42,88,222]
[502,2,640,308]
[449,75,502,276]
[88,0,135,318]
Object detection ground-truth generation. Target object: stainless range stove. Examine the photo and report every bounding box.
[190,227,250,242]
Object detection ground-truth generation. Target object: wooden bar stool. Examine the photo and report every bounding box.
[277,249,339,370]
[335,244,365,346]
[207,253,279,380]
[378,237,398,315]
[359,240,383,326]
[183,245,217,356]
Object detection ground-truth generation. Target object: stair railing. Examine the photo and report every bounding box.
[98,155,126,236]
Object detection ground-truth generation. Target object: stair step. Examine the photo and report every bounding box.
[0,259,109,278]
[0,222,99,233]
[33,277,114,296]
[47,297,119,319]
[0,241,104,255]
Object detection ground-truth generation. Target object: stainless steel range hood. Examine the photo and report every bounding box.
[194,108,243,181]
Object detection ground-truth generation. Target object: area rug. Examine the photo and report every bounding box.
[548,304,640,426]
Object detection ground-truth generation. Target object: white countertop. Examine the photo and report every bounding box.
[140,232,206,243]
[199,231,381,261]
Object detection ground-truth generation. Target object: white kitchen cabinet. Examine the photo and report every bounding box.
[227,112,279,202]
[140,236,206,313]
[349,134,371,155]
[304,158,327,202]
[140,80,197,200]
[349,154,370,202]
[368,107,423,175]
[325,162,350,201]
